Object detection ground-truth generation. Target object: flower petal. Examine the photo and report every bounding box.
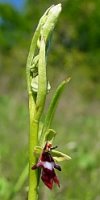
[41,168,53,189]
[41,168,60,189]
[53,174,60,187]
[51,149,71,162]
[54,163,61,171]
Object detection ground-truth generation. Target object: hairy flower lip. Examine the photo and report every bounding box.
[41,167,60,189]
[32,142,61,189]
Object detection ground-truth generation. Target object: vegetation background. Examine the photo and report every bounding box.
[0,0,100,199]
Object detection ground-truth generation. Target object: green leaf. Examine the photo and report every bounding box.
[51,150,71,162]
[39,77,71,144]
[45,129,56,141]
[7,164,29,200]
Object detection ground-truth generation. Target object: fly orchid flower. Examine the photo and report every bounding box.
[32,142,61,189]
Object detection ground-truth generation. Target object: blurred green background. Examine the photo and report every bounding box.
[0,0,100,199]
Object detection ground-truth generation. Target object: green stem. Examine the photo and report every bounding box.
[28,94,39,200]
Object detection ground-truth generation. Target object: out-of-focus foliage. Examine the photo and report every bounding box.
[0,0,100,199]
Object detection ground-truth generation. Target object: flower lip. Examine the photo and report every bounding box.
[42,161,54,170]
[32,142,61,189]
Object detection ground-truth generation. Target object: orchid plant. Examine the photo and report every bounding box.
[7,4,71,200]
[26,3,71,200]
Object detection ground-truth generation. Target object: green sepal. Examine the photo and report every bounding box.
[51,150,71,162]
[45,129,56,141]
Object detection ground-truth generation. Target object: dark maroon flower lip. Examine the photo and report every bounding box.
[32,142,61,189]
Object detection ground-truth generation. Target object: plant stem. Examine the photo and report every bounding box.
[28,94,39,200]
